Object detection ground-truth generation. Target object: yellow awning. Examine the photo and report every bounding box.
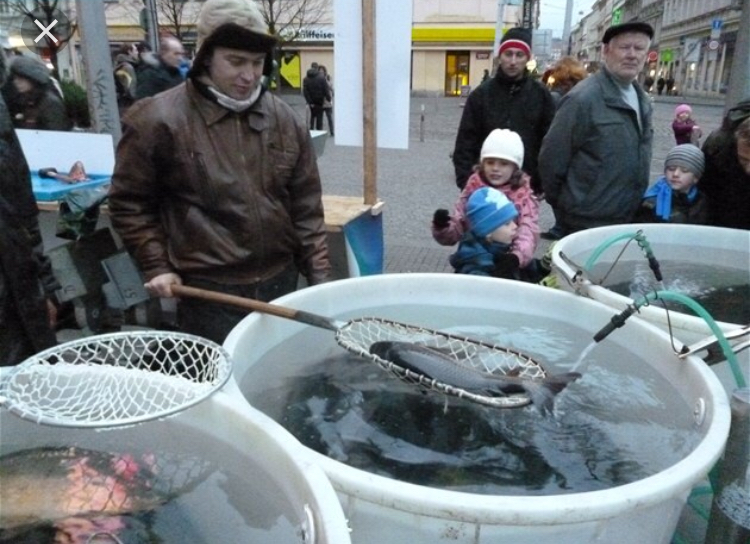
[412,27,495,43]
[107,26,147,41]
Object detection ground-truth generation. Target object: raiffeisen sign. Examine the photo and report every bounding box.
[281,27,335,41]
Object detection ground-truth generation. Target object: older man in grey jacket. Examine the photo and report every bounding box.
[538,21,654,235]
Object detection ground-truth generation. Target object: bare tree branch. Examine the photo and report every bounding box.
[257,0,330,46]
[10,0,76,79]
[157,0,200,42]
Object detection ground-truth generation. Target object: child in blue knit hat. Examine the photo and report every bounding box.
[634,144,709,224]
[450,187,520,277]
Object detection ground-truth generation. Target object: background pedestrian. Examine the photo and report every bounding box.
[452,27,555,194]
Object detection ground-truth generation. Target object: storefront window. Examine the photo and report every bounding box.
[445,51,470,96]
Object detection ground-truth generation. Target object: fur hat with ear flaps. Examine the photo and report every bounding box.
[192,0,277,76]
[10,56,51,86]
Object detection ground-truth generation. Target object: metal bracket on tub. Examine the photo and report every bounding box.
[677,325,750,364]
[556,251,596,293]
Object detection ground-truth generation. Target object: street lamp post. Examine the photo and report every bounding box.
[74,0,121,145]
[492,0,507,66]
[562,0,574,55]
[143,0,160,52]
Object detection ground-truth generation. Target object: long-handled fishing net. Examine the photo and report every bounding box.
[172,285,548,408]
[0,331,232,428]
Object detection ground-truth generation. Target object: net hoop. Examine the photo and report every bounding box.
[336,317,548,408]
[0,331,233,428]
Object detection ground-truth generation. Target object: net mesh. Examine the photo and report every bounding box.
[0,332,232,428]
[336,317,547,408]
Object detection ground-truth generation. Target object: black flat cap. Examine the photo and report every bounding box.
[602,21,654,43]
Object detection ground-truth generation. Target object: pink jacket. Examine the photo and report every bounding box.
[432,171,540,266]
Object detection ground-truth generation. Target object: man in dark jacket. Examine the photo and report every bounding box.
[452,27,556,193]
[538,21,654,235]
[109,0,331,344]
[303,65,330,130]
[700,97,750,230]
[135,36,185,100]
[4,55,72,131]
[0,49,59,365]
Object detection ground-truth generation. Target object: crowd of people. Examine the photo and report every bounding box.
[113,37,187,116]
[0,33,190,131]
[435,19,750,283]
[2,5,749,365]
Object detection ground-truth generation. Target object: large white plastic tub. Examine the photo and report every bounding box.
[0,390,351,544]
[551,224,749,390]
[224,274,731,544]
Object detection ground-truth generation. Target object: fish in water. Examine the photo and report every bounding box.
[0,446,166,532]
[369,341,580,413]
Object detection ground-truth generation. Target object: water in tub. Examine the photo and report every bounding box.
[241,306,703,496]
[0,420,305,543]
[594,260,750,325]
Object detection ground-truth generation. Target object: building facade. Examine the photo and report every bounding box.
[1,0,540,97]
[570,0,743,98]
[5,0,737,99]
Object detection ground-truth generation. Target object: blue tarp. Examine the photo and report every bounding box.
[32,174,111,201]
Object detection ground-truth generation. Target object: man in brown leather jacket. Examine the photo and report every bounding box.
[109,0,331,343]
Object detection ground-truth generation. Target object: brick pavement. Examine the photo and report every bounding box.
[290,92,725,274]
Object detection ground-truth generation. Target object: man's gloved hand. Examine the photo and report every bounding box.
[433,209,450,229]
[493,253,520,279]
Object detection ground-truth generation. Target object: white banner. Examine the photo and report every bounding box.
[333,0,412,149]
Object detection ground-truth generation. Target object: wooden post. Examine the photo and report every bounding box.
[362,0,377,205]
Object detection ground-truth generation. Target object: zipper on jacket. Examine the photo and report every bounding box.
[237,113,265,274]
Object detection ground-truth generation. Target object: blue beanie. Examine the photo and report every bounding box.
[466,187,518,238]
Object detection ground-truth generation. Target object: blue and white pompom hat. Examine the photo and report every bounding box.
[466,187,519,238]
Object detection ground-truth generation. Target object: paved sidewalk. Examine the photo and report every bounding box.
[286,93,726,274]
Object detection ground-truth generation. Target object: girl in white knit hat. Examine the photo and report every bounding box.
[432,128,540,279]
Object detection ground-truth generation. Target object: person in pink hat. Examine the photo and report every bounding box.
[672,103,702,146]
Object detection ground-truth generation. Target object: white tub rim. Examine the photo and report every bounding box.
[224,273,732,526]
[550,224,749,339]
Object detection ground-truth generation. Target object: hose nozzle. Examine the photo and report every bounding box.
[646,255,663,282]
[594,305,637,343]
[635,232,663,282]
